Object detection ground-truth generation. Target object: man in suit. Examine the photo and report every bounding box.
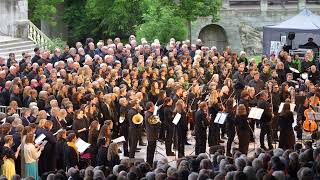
[257,90,274,150]
[128,99,142,158]
[145,102,160,166]
[194,101,209,155]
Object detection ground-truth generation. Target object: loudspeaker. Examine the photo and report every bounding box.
[288,32,295,40]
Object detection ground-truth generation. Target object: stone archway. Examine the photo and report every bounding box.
[198,24,228,50]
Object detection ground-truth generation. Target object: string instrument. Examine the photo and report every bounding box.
[309,95,320,107]
[303,108,318,132]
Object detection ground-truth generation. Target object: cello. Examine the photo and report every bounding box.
[303,96,318,132]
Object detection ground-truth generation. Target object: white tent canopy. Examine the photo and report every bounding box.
[263,9,320,55]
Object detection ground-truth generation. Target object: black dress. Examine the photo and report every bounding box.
[225,111,236,156]
[56,139,67,171]
[38,129,56,175]
[278,112,295,150]
[96,146,108,166]
[194,109,208,155]
[176,111,188,158]
[72,118,89,141]
[208,103,220,146]
[235,115,250,154]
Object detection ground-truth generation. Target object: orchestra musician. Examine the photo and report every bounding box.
[257,90,274,150]
[195,101,209,155]
[225,99,236,156]
[208,90,224,147]
[278,102,295,150]
[145,101,160,166]
[128,99,143,158]
[119,97,129,157]
[163,97,175,156]
[173,99,188,158]
[235,104,250,155]
[187,83,201,132]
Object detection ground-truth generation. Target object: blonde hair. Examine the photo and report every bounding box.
[107,143,119,161]
[236,104,247,116]
[208,90,219,106]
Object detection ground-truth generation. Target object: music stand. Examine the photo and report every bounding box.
[248,107,264,153]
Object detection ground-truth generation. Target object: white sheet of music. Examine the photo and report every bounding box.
[214,112,228,124]
[153,105,159,116]
[172,113,181,125]
[112,136,126,143]
[278,103,296,113]
[35,134,46,145]
[53,129,63,136]
[248,107,264,120]
[75,138,91,153]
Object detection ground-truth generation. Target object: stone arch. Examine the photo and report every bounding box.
[198,24,228,50]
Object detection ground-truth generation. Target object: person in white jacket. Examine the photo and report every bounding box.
[24,134,44,180]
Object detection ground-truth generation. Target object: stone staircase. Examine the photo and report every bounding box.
[0,36,36,61]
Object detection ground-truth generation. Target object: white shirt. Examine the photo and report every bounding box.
[23,143,41,163]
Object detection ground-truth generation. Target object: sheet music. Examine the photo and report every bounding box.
[214,112,228,125]
[214,113,222,123]
[75,138,91,153]
[112,136,126,143]
[278,103,296,113]
[153,105,159,116]
[293,112,297,127]
[35,134,46,145]
[172,113,181,125]
[248,107,264,120]
[53,129,63,136]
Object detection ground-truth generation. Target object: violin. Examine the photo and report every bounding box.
[303,108,318,132]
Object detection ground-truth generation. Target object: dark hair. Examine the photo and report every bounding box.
[280,102,291,115]
[34,47,40,52]
[66,133,76,142]
[146,101,154,110]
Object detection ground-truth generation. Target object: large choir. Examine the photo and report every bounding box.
[0,36,319,179]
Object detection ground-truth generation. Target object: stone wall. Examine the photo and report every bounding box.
[191,8,320,54]
[0,0,28,38]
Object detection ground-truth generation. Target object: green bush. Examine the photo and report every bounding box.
[136,6,187,45]
[48,37,66,52]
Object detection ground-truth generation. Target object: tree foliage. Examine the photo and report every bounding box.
[28,0,64,25]
[136,5,187,44]
[136,0,221,43]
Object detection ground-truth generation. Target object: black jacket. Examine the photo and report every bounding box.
[96,146,108,166]
[195,109,207,135]
[64,144,79,169]
[257,99,272,124]
[145,111,160,142]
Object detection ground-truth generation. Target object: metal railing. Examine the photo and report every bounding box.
[0,106,23,117]
[27,20,52,50]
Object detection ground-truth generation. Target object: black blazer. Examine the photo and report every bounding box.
[64,145,79,169]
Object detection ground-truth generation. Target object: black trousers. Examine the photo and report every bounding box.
[260,123,273,149]
[146,141,156,166]
[120,124,129,156]
[165,125,174,153]
[249,119,255,140]
[195,133,207,155]
[208,123,220,146]
[177,131,186,158]
[226,131,235,156]
[129,127,140,158]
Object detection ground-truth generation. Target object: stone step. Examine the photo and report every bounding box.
[0,44,36,53]
[0,38,25,45]
[0,48,35,58]
[0,41,36,49]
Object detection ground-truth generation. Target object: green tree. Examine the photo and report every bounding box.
[84,0,147,39]
[136,5,187,44]
[28,0,64,25]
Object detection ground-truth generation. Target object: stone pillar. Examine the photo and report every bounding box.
[260,0,268,12]
[0,0,28,38]
[222,0,230,9]
[298,0,306,10]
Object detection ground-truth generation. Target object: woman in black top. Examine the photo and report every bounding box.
[96,138,108,166]
[278,102,295,150]
[72,110,89,141]
[173,99,188,158]
[225,99,236,157]
[208,90,223,147]
[64,133,79,170]
[235,104,250,155]
[88,121,99,166]
[157,90,167,141]
[55,130,67,171]
[107,143,120,168]
[163,97,175,156]
[148,82,160,104]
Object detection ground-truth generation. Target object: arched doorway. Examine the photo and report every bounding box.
[198,24,228,50]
